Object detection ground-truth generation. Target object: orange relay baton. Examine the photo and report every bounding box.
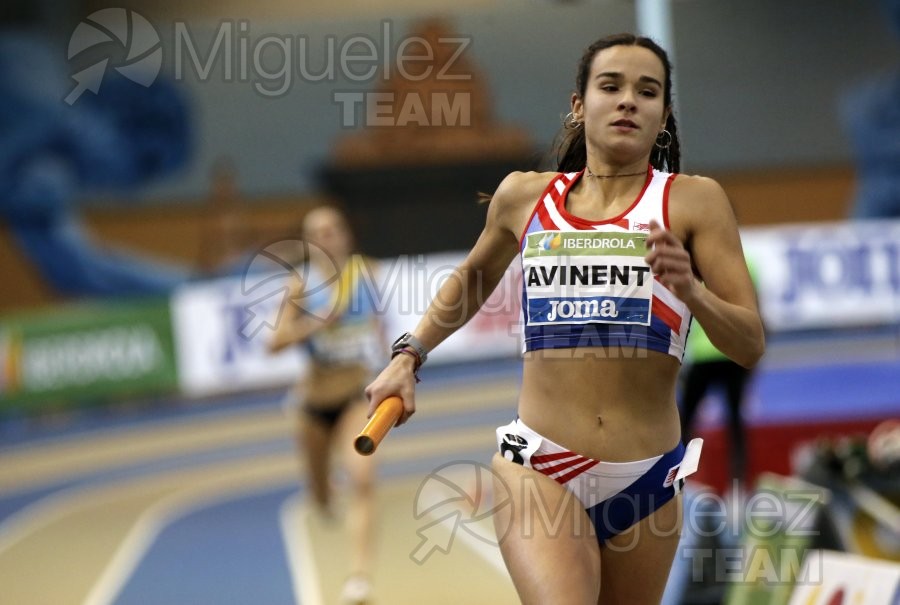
[354,396,404,455]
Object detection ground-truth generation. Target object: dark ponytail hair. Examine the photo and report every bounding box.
[555,33,681,174]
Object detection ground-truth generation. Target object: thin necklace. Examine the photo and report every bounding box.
[585,166,646,178]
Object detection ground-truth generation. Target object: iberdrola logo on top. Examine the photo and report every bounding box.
[538,233,562,252]
[66,8,162,105]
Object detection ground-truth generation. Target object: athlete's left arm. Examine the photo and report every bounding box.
[645,176,765,368]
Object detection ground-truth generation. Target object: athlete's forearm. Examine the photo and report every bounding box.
[268,322,309,352]
[686,285,764,368]
[268,311,322,353]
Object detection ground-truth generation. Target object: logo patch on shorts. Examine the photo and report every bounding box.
[663,464,680,488]
[500,433,528,465]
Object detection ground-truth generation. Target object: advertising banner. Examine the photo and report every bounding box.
[788,550,900,605]
[170,275,307,397]
[170,252,523,397]
[0,300,178,409]
[742,220,900,332]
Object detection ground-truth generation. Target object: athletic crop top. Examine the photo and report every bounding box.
[304,254,380,367]
[519,167,692,362]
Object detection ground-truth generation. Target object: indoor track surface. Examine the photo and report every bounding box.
[2,335,898,605]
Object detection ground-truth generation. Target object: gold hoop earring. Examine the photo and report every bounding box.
[655,129,673,149]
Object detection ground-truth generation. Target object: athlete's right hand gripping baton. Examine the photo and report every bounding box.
[354,396,404,456]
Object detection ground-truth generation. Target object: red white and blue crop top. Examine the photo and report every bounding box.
[519,167,692,361]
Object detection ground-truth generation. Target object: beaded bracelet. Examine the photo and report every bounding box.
[393,347,422,383]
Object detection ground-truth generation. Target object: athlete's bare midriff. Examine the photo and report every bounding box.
[305,362,370,407]
[518,349,682,462]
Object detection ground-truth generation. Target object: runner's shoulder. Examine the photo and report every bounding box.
[490,170,559,215]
